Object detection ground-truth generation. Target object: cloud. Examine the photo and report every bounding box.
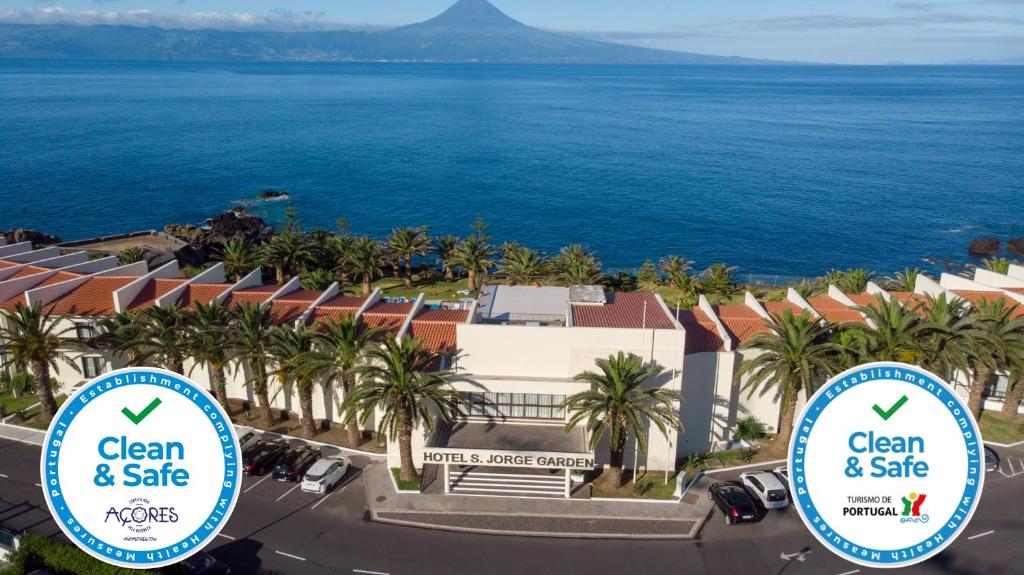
[747,12,1024,30]
[0,6,382,31]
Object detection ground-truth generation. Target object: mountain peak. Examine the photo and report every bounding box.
[423,0,524,29]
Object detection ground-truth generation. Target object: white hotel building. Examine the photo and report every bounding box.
[2,236,1023,497]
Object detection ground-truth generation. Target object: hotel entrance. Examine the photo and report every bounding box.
[424,421,594,498]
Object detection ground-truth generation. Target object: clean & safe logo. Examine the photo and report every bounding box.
[789,362,984,569]
[40,368,241,569]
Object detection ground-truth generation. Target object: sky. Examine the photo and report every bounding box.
[0,0,1022,63]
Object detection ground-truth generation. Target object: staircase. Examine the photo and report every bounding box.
[449,469,567,498]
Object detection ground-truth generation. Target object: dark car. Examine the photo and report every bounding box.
[985,446,999,472]
[242,441,288,476]
[176,552,232,574]
[273,446,321,482]
[709,481,759,525]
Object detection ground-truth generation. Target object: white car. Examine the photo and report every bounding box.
[773,465,790,487]
[236,427,261,452]
[740,471,789,509]
[301,456,351,494]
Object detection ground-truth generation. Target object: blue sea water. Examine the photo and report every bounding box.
[1,60,1021,277]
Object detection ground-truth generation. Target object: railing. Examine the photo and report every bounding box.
[477,312,565,326]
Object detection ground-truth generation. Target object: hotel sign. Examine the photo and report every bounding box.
[424,448,595,470]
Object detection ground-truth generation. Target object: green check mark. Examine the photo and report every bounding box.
[121,398,162,425]
[872,395,909,421]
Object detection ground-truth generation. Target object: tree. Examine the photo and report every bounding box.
[138,304,189,374]
[884,267,922,292]
[791,278,819,299]
[836,268,875,294]
[347,236,386,295]
[552,245,602,286]
[660,256,694,289]
[982,258,1015,275]
[267,325,318,436]
[85,311,146,366]
[916,294,973,382]
[455,234,496,292]
[562,352,681,487]
[1002,359,1024,417]
[737,310,839,450]
[345,337,461,482]
[330,234,356,284]
[432,235,460,282]
[262,231,313,284]
[851,293,925,363]
[303,315,388,447]
[300,268,336,291]
[228,304,277,426]
[216,237,262,282]
[387,227,432,290]
[700,263,741,303]
[185,301,233,411]
[500,245,548,286]
[636,260,661,291]
[965,298,1024,419]
[0,302,79,423]
[116,247,145,265]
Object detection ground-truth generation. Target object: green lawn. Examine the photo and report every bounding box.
[365,277,471,300]
[590,471,680,500]
[0,392,40,417]
[980,411,1024,445]
[391,468,422,492]
[14,395,67,430]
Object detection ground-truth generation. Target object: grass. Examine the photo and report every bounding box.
[391,467,422,492]
[0,392,40,417]
[367,276,471,300]
[15,395,67,430]
[980,411,1024,445]
[590,470,680,500]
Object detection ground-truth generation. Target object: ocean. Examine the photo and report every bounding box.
[1,60,1021,277]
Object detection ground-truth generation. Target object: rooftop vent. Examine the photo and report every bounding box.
[569,285,606,305]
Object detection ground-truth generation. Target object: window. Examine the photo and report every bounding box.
[75,322,97,340]
[81,356,106,379]
[984,373,1010,400]
[459,392,565,421]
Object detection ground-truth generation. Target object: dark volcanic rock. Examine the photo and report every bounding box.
[1009,238,1024,257]
[4,228,62,247]
[258,189,289,200]
[164,211,272,265]
[969,237,1001,256]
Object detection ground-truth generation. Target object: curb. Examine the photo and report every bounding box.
[985,439,1024,448]
[702,458,786,474]
[252,428,386,460]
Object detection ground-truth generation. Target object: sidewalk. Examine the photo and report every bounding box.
[363,463,713,539]
[0,423,44,446]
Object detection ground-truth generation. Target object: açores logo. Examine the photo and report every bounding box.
[40,368,242,569]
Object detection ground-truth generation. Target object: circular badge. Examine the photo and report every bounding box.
[789,362,984,568]
[40,368,242,569]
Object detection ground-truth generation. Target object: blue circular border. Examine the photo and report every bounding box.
[789,362,984,568]
[40,368,241,568]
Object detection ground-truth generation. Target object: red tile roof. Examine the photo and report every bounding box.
[806,296,867,324]
[8,265,50,279]
[415,308,469,323]
[365,301,415,315]
[571,292,675,330]
[0,271,83,313]
[0,260,17,270]
[175,283,234,310]
[224,285,280,308]
[676,308,725,353]
[714,304,772,343]
[845,293,881,306]
[127,278,188,310]
[760,301,807,320]
[48,276,137,316]
[953,290,1024,317]
[409,321,460,353]
[306,295,368,327]
[267,289,325,324]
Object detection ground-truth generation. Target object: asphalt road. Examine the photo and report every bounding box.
[2,437,1023,575]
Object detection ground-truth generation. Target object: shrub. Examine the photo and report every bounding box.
[738,448,759,463]
[682,451,711,469]
[6,532,156,575]
[734,416,767,442]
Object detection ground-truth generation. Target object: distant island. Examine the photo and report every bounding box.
[0,0,780,65]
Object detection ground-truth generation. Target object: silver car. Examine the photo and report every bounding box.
[301,456,351,494]
[740,471,789,509]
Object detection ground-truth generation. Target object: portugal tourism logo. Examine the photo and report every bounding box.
[789,362,984,569]
[40,368,242,569]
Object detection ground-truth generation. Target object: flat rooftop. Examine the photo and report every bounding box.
[477,285,568,325]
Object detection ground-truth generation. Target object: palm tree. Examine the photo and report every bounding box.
[228,304,277,426]
[884,267,923,292]
[347,236,386,295]
[267,325,318,436]
[916,294,973,381]
[965,298,1024,419]
[737,310,840,450]
[116,247,145,265]
[300,268,336,291]
[500,245,548,286]
[432,235,460,282]
[700,263,741,303]
[836,268,875,294]
[455,234,496,292]
[138,304,189,374]
[330,234,356,284]
[982,258,1015,275]
[851,294,925,363]
[562,352,681,487]
[216,237,262,282]
[262,231,313,284]
[816,269,846,291]
[345,337,461,482]
[387,227,432,290]
[0,302,79,423]
[85,310,146,366]
[185,301,233,411]
[791,278,819,299]
[552,245,602,286]
[302,315,388,447]
[659,256,694,289]
[1001,358,1024,417]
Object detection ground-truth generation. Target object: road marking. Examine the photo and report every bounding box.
[275,550,306,561]
[244,475,271,493]
[276,484,301,502]
[353,570,390,575]
[217,533,236,540]
[34,482,41,487]
[836,570,860,575]
[968,530,995,540]
[0,473,8,478]
[310,489,337,510]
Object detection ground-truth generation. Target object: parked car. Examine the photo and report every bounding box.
[242,441,288,476]
[772,465,789,486]
[984,446,999,472]
[708,481,759,525]
[176,552,232,574]
[740,471,789,509]
[273,446,321,482]
[235,427,261,452]
[301,456,351,494]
